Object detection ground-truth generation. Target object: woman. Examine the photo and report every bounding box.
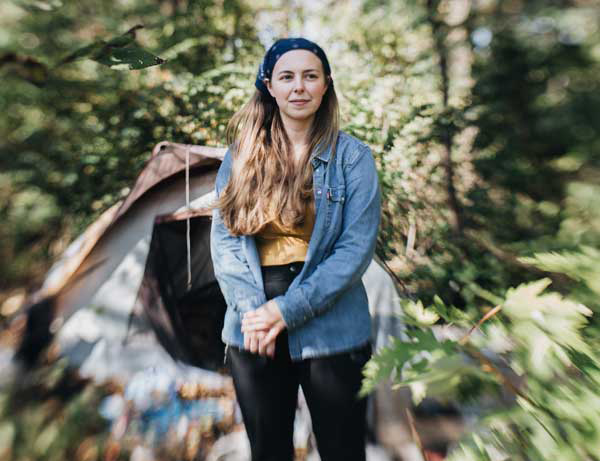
[210,37,381,461]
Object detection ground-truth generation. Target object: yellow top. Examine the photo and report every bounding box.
[256,202,316,266]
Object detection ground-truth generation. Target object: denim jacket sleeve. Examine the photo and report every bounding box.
[210,149,267,314]
[272,144,381,330]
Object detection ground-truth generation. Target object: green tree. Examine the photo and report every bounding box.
[0,0,261,291]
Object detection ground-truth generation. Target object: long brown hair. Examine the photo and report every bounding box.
[213,77,339,236]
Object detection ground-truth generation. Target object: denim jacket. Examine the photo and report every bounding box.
[210,131,381,361]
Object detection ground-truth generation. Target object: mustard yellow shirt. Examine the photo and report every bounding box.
[256,202,315,266]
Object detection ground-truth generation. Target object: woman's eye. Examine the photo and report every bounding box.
[308,74,318,79]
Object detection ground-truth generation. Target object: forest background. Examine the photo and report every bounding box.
[1,0,600,459]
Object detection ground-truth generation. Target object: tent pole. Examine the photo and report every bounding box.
[185,145,192,291]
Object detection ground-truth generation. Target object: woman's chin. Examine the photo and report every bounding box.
[282,110,317,123]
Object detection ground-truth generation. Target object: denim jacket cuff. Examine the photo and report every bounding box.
[234,294,266,314]
[273,291,313,330]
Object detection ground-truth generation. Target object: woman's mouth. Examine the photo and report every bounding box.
[290,100,309,106]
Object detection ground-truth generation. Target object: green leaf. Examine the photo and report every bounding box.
[93,45,165,70]
[56,25,164,70]
[360,328,462,398]
[503,278,553,319]
[57,42,105,65]
[401,299,440,326]
[11,0,63,12]
[503,278,593,378]
[431,295,473,325]
[520,247,600,298]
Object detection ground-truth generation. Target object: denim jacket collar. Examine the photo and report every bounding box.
[310,137,335,166]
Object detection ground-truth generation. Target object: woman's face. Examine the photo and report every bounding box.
[266,49,329,125]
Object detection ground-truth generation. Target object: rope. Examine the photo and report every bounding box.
[185,144,192,290]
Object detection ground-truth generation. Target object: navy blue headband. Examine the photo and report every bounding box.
[255,37,333,97]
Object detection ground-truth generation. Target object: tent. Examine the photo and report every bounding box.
[14,141,407,384]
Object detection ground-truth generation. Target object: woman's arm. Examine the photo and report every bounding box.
[271,143,381,330]
[210,149,267,315]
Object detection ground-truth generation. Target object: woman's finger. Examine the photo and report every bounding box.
[241,322,267,332]
[242,322,269,333]
[258,337,268,356]
[259,326,280,351]
[243,315,275,327]
[266,342,275,358]
[242,315,268,326]
[249,333,259,354]
[262,329,278,347]
[242,315,266,326]
[243,308,264,319]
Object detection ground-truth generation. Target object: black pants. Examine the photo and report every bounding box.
[227,261,372,461]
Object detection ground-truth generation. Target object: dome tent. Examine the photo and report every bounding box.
[16,142,227,378]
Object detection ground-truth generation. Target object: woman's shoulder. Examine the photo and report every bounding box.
[220,141,241,173]
[336,131,373,165]
[215,143,238,190]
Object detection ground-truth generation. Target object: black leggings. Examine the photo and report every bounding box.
[227,261,372,461]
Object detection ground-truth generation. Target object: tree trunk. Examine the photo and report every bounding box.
[426,0,464,236]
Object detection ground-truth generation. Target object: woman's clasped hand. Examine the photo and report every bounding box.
[241,299,287,357]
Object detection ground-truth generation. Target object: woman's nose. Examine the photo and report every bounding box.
[293,76,305,92]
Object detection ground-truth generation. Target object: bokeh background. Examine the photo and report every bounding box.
[1,0,600,460]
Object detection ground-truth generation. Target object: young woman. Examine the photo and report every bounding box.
[210,37,381,461]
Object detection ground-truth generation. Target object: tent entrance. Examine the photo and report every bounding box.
[140,215,227,372]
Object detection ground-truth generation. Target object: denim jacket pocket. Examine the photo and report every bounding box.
[325,185,345,229]
[326,185,345,203]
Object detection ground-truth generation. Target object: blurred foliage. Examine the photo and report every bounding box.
[301,0,600,311]
[0,357,119,461]
[0,354,232,461]
[2,0,600,458]
[0,0,261,291]
[311,0,600,458]
[363,247,600,460]
[3,0,598,305]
